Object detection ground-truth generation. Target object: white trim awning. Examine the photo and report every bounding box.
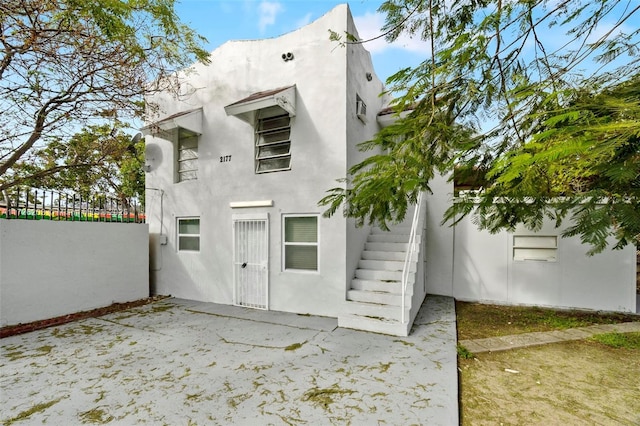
[376,107,414,128]
[141,107,203,138]
[224,85,296,125]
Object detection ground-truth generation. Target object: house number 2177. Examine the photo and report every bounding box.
[220,155,232,163]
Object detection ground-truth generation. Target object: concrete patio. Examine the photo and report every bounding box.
[0,295,458,425]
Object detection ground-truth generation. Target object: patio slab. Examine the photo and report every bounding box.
[0,295,458,425]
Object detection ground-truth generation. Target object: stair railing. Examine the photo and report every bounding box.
[401,192,424,324]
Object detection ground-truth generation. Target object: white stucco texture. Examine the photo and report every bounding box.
[144,5,389,317]
[0,220,149,326]
[451,216,636,313]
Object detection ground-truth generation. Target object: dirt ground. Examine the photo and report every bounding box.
[459,334,640,425]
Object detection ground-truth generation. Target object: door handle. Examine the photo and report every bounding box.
[241,262,247,268]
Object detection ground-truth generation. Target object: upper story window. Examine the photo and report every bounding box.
[177,128,198,182]
[356,94,367,123]
[255,108,291,173]
[224,86,297,174]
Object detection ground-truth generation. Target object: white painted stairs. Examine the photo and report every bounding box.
[338,225,420,336]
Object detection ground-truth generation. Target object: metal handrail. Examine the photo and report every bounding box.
[401,192,424,324]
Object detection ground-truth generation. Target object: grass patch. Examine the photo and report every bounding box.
[284,341,306,351]
[2,345,55,362]
[3,350,25,361]
[4,398,63,425]
[78,407,114,424]
[591,332,640,349]
[36,345,54,354]
[393,339,415,347]
[456,301,638,340]
[301,385,356,409]
[457,344,474,359]
[52,324,105,338]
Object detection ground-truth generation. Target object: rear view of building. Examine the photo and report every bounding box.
[143,5,429,335]
[144,4,637,338]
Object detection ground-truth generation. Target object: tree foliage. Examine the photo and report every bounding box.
[321,0,640,252]
[13,124,145,202]
[0,0,210,192]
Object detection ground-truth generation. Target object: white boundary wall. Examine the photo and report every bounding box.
[0,220,149,326]
[451,216,636,313]
[423,177,636,313]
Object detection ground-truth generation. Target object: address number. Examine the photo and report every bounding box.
[220,155,232,163]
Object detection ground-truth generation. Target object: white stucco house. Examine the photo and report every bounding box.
[143,4,637,337]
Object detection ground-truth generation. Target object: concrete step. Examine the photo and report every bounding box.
[355,268,415,283]
[341,300,408,321]
[347,289,410,306]
[351,278,403,294]
[367,233,414,243]
[364,242,408,252]
[372,226,411,235]
[358,259,416,273]
[338,313,410,337]
[368,233,421,244]
[361,250,409,262]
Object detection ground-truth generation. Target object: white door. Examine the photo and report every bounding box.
[233,214,269,309]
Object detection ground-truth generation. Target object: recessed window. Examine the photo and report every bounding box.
[283,215,318,271]
[513,236,557,262]
[256,109,291,173]
[356,94,367,123]
[178,217,200,252]
[177,129,198,182]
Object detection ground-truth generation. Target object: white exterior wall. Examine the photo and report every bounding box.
[145,5,385,317]
[344,12,390,290]
[451,215,636,313]
[423,176,635,313]
[424,173,455,296]
[0,220,149,326]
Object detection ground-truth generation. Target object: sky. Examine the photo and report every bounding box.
[173,0,640,88]
[173,0,429,84]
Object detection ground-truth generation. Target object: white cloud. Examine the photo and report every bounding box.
[258,1,283,33]
[354,12,431,55]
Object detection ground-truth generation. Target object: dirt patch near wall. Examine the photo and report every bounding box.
[0,295,169,338]
[456,301,639,341]
[457,302,640,424]
[458,339,640,425]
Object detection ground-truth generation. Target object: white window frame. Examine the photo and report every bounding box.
[255,109,292,174]
[176,129,199,182]
[513,235,557,262]
[177,217,200,252]
[282,214,319,273]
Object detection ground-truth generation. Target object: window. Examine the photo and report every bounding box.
[255,108,291,173]
[356,94,367,123]
[177,128,198,182]
[513,236,557,262]
[283,215,318,271]
[177,218,200,252]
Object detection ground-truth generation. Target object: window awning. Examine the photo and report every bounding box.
[141,107,203,139]
[376,106,414,128]
[224,85,296,125]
